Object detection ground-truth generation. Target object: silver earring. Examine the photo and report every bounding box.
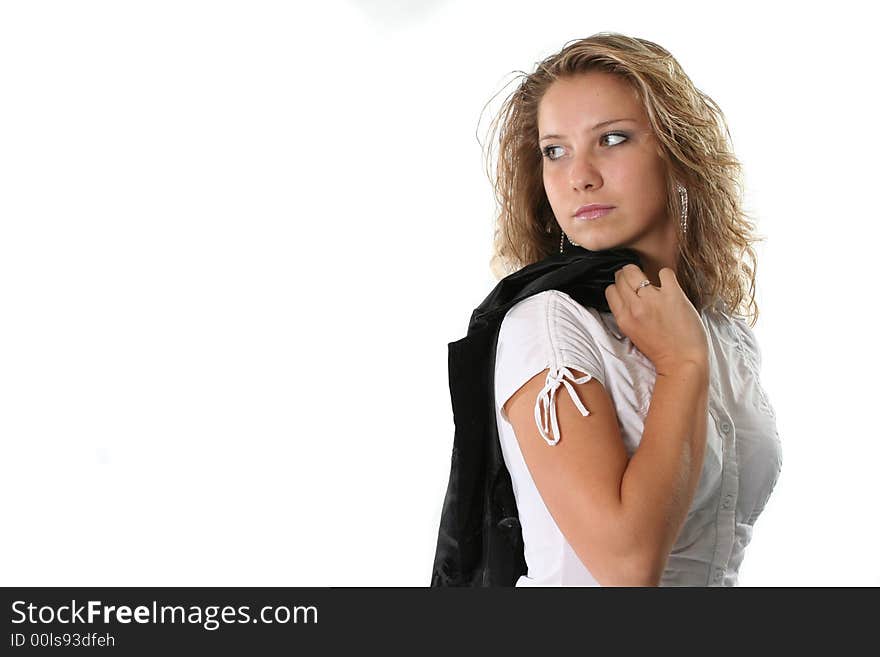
[677,182,688,234]
[559,231,582,254]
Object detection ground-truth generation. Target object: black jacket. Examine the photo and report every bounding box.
[430,244,642,586]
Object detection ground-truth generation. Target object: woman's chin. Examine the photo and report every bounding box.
[572,235,619,252]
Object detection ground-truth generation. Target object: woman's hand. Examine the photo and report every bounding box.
[604,264,709,375]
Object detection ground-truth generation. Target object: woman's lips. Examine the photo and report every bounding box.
[575,207,614,221]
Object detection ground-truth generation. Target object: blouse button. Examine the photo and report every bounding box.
[720,421,731,433]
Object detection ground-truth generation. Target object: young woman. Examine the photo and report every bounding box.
[433,33,782,587]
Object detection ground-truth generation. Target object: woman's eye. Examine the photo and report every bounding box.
[542,132,628,161]
[542,145,563,160]
[601,132,628,146]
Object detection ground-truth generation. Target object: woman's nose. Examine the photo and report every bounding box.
[568,155,602,190]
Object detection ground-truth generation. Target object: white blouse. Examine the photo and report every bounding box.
[494,290,782,586]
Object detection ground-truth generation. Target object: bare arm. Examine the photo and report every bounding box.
[619,361,709,584]
[503,360,708,586]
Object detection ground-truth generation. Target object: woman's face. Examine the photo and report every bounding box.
[537,71,673,254]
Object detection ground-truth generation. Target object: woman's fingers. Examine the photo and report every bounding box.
[605,279,621,314]
[616,264,653,303]
[657,267,678,289]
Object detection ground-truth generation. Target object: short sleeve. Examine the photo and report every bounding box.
[495,290,607,446]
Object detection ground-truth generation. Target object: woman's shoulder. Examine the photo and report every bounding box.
[499,289,618,346]
[502,289,595,324]
[703,300,764,366]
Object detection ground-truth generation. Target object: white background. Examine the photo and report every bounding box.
[1,0,876,586]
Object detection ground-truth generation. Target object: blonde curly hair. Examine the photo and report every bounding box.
[482,32,763,325]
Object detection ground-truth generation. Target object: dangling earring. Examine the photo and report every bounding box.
[677,182,688,234]
[559,230,581,254]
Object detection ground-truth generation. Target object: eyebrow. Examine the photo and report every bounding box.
[539,118,638,142]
